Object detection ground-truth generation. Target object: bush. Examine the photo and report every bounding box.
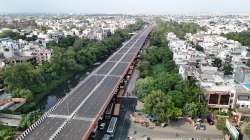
[20,110,42,129]
[216,118,228,134]
[12,88,33,102]
[0,125,16,140]
[245,125,250,139]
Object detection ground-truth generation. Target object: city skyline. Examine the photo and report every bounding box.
[1,0,250,15]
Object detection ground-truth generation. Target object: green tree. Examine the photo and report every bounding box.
[3,63,42,92]
[1,21,145,113]
[154,72,182,93]
[136,77,156,99]
[12,88,33,102]
[168,90,185,108]
[194,44,204,52]
[183,102,208,118]
[134,21,209,124]
[247,60,250,67]
[144,90,175,123]
[183,102,199,118]
[196,103,208,117]
[224,30,250,48]
[0,125,16,140]
[138,61,151,78]
[216,118,228,134]
[171,107,183,120]
[20,110,42,129]
[212,58,223,69]
[223,63,233,75]
[244,126,250,139]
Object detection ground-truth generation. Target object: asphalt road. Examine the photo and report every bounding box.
[21,26,152,140]
[54,120,91,140]
[52,75,104,115]
[23,117,66,140]
[75,76,120,118]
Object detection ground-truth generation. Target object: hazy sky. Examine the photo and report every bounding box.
[1,0,250,14]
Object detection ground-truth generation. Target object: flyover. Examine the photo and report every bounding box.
[17,25,152,140]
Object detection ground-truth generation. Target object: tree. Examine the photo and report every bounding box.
[168,90,185,108]
[223,63,233,75]
[244,126,250,139]
[247,60,250,67]
[1,22,145,113]
[196,103,208,117]
[194,44,204,52]
[138,61,151,78]
[154,72,182,93]
[183,102,199,118]
[144,90,175,123]
[183,102,208,118]
[20,110,42,129]
[135,77,156,99]
[216,118,228,134]
[0,125,16,140]
[3,63,42,92]
[212,58,222,69]
[12,88,33,102]
[224,30,250,47]
[171,107,183,120]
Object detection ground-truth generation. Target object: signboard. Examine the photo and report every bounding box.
[226,119,239,140]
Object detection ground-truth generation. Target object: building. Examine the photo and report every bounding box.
[235,84,250,109]
[235,65,250,83]
[205,85,236,109]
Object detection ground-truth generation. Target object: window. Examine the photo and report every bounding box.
[209,94,219,104]
[220,95,230,105]
[239,95,250,101]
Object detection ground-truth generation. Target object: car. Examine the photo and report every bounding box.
[195,123,206,130]
[147,115,158,122]
[99,122,106,130]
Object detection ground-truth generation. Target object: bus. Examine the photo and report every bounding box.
[105,103,114,119]
[106,117,118,137]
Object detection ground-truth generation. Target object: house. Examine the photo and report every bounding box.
[205,84,236,109]
[235,84,250,109]
[235,65,250,83]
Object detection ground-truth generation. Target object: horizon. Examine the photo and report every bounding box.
[1,0,250,15]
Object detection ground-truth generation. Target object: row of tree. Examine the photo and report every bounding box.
[223,30,250,68]
[0,30,38,41]
[154,20,206,40]
[223,30,250,48]
[136,21,208,123]
[1,21,145,114]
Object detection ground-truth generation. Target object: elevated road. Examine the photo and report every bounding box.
[17,25,152,140]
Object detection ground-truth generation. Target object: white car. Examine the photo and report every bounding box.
[99,122,106,130]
